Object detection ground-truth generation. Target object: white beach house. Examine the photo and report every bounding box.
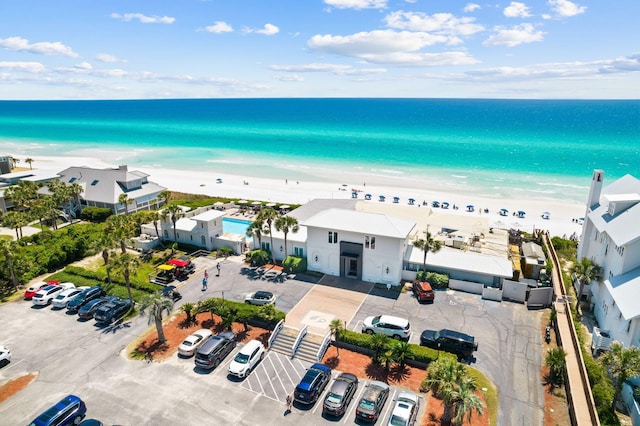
[57,165,167,216]
[577,169,640,349]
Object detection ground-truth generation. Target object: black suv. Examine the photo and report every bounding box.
[94,299,133,324]
[194,331,236,370]
[294,363,331,405]
[66,286,106,313]
[420,328,478,358]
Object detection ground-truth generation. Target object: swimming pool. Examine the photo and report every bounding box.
[222,217,252,240]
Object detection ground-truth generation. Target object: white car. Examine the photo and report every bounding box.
[244,291,276,306]
[228,340,265,378]
[58,282,76,291]
[32,285,64,306]
[178,329,213,357]
[52,287,88,309]
[0,345,11,367]
[387,391,420,426]
[362,315,411,341]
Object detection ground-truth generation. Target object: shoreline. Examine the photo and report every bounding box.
[9,153,587,238]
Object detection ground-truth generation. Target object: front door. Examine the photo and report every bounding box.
[348,258,358,277]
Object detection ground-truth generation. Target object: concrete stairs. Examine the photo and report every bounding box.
[269,325,298,356]
[295,333,325,364]
[269,325,328,363]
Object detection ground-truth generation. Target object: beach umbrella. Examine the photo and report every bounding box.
[518,210,526,217]
[266,202,276,207]
[408,198,415,205]
[365,194,372,200]
[393,196,400,203]
[352,191,359,198]
[542,211,551,219]
[500,208,509,216]
[441,202,449,209]
[466,204,474,212]
[279,204,290,210]
[379,195,386,202]
[238,200,248,204]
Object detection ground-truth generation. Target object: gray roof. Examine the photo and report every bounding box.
[522,241,546,260]
[302,208,415,239]
[604,266,640,320]
[57,165,165,205]
[287,198,358,222]
[589,174,640,247]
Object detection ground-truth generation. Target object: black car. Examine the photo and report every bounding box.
[66,286,106,313]
[294,363,331,405]
[323,372,358,417]
[77,296,118,320]
[420,328,478,358]
[194,331,236,370]
[94,299,133,324]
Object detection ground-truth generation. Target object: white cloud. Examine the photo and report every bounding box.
[384,11,484,37]
[270,63,386,75]
[504,2,532,18]
[256,24,280,36]
[324,0,387,10]
[0,36,78,57]
[110,13,175,24]
[547,0,586,17]
[75,62,93,70]
[95,53,123,63]
[276,74,304,82]
[205,21,233,33]
[483,23,545,47]
[463,3,481,13]
[0,61,46,73]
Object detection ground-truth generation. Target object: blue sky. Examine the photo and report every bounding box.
[1,0,638,100]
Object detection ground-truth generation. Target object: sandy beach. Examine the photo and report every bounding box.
[12,154,587,238]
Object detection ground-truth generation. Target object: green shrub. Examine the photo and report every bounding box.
[80,206,113,222]
[282,256,307,273]
[195,297,285,328]
[246,249,269,266]
[416,271,449,289]
[219,247,234,257]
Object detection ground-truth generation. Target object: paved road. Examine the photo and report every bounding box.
[0,256,542,425]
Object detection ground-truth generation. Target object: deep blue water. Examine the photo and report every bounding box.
[1,98,638,203]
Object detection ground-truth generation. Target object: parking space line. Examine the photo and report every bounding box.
[343,380,368,423]
[350,319,362,332]
[381,388,398,424]
[266,356,288,401]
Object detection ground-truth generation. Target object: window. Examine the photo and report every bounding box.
[68,177,77,183]
[294,247,303,257]
[328,231,338,244]
[371,237,375,249]
[365,236,370,249]
[91,179,99,186]
[627,321,632,333]
[364,235,375,249]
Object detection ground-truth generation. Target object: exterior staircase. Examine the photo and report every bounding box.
[269,325,329,363]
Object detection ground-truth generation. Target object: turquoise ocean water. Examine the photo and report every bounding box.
[0,98,638,204]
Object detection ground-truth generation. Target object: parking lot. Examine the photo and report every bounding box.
[0,255,543,425]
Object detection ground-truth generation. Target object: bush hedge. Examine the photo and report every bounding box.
[246,249,269,266]
[416,271,449,289]
[80,206,112,222]
[195,297,285,329]
[282,256,307,273]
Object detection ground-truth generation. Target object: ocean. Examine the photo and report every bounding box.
[1,98,638,204]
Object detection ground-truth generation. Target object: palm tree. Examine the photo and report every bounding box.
[110,252,140,304]
[571,257,601,302]
[91,232,116,289]
[450,376,484,426]
[147,210,165,247]
[157,190,171,208]
[256,207,278,264]
[369,333,390,363]
[391,341,413,368]
[424,356,466,399]
[274,215,299,260]
[1,211,22,239]
[0,239,20,290]
[106,214,136,254]
[67,182,83,221]
[247,218,264,249]
[329,318,344,357]
[545,347,567,387]
[25,158,34,169]
[600,341,640,411]
[118,193,132,216]
[379,349,395,371]
[139,292,174,344]
[165,204,184,245]
[413,228,442,272]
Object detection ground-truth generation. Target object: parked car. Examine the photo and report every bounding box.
[77,296,118,320]
[362,315,411,341]
[294,363,331,405]
[24,280,58,300]
[419,328,478,358]
[94,299,132,324]
[412,281,435,303]
[228,339,265,378]
[161,285,182,302]
[387,391,420,426]
[0,345,11,367]
[66,286,106,313]
[58,282,77,291]
[194,331,236,370]
[323,372,358,417]
[178,329,213,357]
[355,380,390,423]
[29,394,86,426]
[52,287,88,309]
[32,285,64,306]
[244,290,276,306]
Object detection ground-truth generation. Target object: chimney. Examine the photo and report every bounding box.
[118,165,128,171]
[586,169,604,214]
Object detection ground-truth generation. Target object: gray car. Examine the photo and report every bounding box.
[322,372,358,417]
[355,380,390,423]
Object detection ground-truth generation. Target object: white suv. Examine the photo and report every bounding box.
[32,285,64,306]
[228,340,265,378]
[362,315,411,341]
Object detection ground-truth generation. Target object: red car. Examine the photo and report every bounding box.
[23,280,59,300]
